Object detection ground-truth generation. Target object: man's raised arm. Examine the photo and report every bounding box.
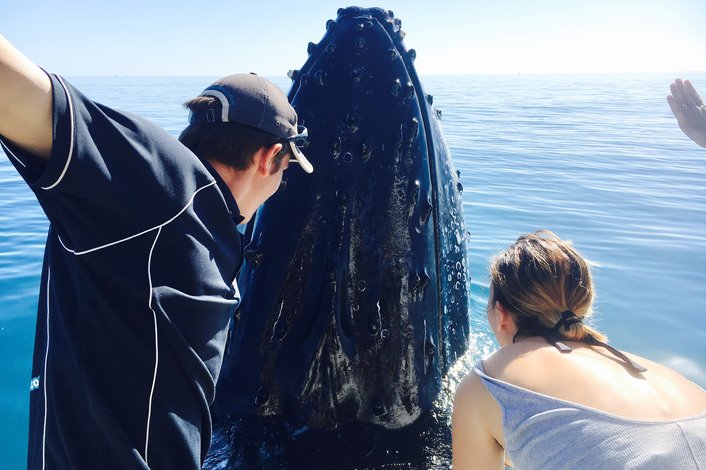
[0,34,52,159]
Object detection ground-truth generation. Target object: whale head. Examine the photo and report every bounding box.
[214,6,470,430]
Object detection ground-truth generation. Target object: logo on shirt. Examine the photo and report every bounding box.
[30,376,40,392]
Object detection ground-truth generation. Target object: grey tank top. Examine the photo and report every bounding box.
[475,362,706,469]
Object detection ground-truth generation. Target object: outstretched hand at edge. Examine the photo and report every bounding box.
[667,79,706,149]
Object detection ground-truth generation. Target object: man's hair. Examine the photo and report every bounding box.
[179,96,290,170]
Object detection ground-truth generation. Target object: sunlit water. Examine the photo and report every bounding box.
[1,73,705,468]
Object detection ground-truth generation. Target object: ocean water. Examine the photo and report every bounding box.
[1,73,705,468]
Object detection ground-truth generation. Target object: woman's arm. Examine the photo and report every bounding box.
[0,34,52,158]
[452,372,506,470]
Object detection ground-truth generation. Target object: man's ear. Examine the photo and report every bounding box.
[255,143,284,176]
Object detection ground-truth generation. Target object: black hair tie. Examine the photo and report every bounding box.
[513,310,648,374]
[553,310,582,332]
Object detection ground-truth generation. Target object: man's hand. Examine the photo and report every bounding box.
[667,78,706,149]
[0,34,52,159]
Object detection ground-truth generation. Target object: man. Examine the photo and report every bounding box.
[0,34,313,469]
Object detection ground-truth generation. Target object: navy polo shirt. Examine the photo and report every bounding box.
[0,74,244,469]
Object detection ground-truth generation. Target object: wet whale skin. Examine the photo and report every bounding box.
[213,6,470,431]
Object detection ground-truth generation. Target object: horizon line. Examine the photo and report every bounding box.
[62,69,706,78]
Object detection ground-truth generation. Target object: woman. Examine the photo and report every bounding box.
[452,230,706,469]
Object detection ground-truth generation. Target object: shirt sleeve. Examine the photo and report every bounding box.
[0,73,215,253]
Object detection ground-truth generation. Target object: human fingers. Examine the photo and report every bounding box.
[684,80,704,107]
[670,80,685,103]
[670,79,698,113]
[681,81,700,109]
[667,94,683,118]
[669,82,688,114]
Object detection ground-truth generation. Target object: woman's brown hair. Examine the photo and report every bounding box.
[489,230,607,343]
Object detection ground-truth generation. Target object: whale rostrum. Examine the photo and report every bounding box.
[213,6,470,431]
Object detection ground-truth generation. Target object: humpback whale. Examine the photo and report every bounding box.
[208,6,470,467]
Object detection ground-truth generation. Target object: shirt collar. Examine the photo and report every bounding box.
[199,157,245,225]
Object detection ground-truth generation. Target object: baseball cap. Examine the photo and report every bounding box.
[189,73,313,173]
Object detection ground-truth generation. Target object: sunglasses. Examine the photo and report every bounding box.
[285,126,309,161]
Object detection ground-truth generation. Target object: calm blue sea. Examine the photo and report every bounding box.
[1,73,705,468]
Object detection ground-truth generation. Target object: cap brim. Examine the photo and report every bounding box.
[289,141,314,173]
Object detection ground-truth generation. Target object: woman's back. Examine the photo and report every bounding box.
[476,339,706,469]
[483,338,706,421]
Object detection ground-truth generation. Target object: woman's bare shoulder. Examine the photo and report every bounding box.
[480,341,706,419]
[481,338,558,382]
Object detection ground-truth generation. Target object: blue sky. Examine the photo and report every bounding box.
[2,0,705,76]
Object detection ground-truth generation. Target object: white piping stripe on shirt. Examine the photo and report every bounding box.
[42,268,51,470]
[144,227,161,465]
[210,177,230,211]
[200,89,229,122]
[42,75,75,191]
[0,141,28,168]
[57,180,217,255]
